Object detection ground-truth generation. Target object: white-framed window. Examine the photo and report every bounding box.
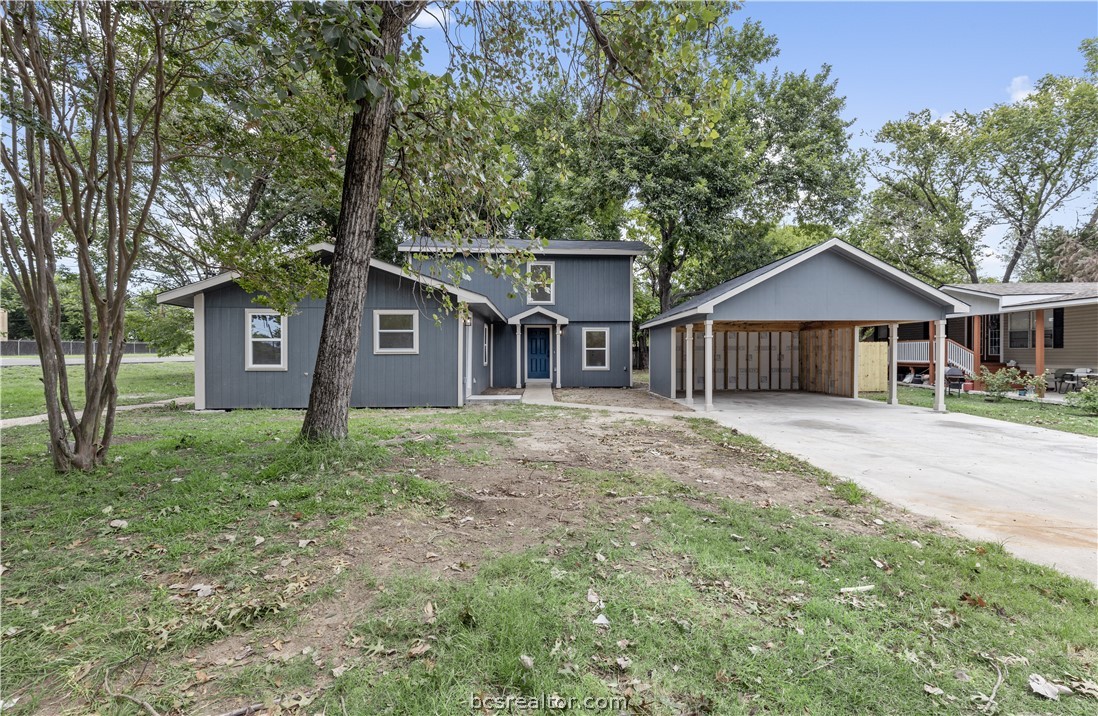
[582,327,610,371]
[244,309,288,371]
[1008,311,1033,349]
[526,261,555,305]
[373,310,419,354]
[482,324,489,366]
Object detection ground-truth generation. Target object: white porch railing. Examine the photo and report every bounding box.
[896,339,974,373]
[897,340,929,364]
[946,339,974,374]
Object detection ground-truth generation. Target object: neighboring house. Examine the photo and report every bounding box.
[641,238,966,411]
[157,239,645,410]
[874,282,1098,381]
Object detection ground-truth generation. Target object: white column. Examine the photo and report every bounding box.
[457,317,465,407]
[934,319,947,412]
[464,321,473,399]
[704,320,714,411]
[888,322,898,405]
[851,325,860,399]
[670,327,677,398]
[554,325,562,389]
[685,324,695,405]
[514,324,522,389]
[489,324,494,388]
[193,293,206,410]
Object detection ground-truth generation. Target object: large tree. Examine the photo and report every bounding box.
[0,2,226,470]
[969,42,1098,281]
[858,111,987,284]
[294,0,739,440]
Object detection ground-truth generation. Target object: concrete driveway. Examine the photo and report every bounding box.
[695,392,1098,583]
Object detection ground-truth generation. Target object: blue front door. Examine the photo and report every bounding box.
[527,328,551,380]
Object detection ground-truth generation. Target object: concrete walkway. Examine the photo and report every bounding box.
[520,384,685,418]
[692,392,1097,583]
[0,397,194,430]
[1,355,193,367]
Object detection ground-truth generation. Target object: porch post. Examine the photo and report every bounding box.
[464,321,473,399]
[489,324,494,388]
[888,322,898,405]
[704,320,714,411]
[851,325,860,398]
[927,320,936,385]
[1034,309,1046,386]
[670,327,678,398]
[934,319,947,412]
[685,324,694,405]
[554,324,562,389]
[514,324,522,389]
[972,315,981,389]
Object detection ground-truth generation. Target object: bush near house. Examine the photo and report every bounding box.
[1065,381,1098,415]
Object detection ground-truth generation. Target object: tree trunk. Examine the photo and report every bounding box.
[1001,230,1031,282]
[657,259,675,312]
[300,7,409,442]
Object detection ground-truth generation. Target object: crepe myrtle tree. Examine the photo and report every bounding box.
[0,2,233,471]
[283,0,744,441]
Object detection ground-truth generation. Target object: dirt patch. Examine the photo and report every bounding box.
[553,386,692,412]
[481,387,523,396]
[120,406,949,715]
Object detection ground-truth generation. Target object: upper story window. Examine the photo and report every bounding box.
[526,261,555,305]
[374,310,419,354]
[245,309,288,371]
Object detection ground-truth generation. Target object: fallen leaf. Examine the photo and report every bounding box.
[332,664,351,678]
[839,584,874,593]
[924,684,944,696]
[268,500,280,508]
[190,583,215,598]
[519,654,534,670]
[253,536,265,547]
[960,593,987,608]
[1029,673,1072,700]
[298,539,315,548]
[1066,676,1098,699]
[616,656,632,669]
[586,588,600,604]
[108,519,128,530]
[424,602,436,624]
[407,642,431,658]
[954,670,971,682]
[594,552,607,563]
[593,613,610,627]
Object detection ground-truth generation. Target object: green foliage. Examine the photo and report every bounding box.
[1065,381,1098,415]
[125,293,194,356]
[1,362,194,419]
[976,366,1024,400]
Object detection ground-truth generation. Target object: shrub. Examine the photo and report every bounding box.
[976,366,1023,400]
[1065,380,1098,415]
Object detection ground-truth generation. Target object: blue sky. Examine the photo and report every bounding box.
[738,1,1095,148]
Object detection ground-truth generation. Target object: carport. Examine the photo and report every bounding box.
[641,239,968,411]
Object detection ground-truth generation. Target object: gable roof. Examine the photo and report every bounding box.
[398,237,649,256]
[943,282,1098,312]
[157,243,504,320]
[640,238,967,330]
[506,306,569,325]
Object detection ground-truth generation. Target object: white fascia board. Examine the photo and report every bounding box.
[997,296,1098,313]
[397,246,647,256]
[507,306,570,325]
[638,308,709,331]
[157,272,240,306]
[999,293,1068,307]
[370,257,505,321]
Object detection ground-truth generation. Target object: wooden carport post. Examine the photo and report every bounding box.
[933,319,947,412]
[972,315,982,389]
[1035,309,1046,387]
[888,323,899,405]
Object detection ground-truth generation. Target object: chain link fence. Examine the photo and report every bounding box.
[1,340,156,357]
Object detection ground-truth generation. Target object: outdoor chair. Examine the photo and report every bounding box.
[1062,368,1093,393]
[1052,368,1070,393]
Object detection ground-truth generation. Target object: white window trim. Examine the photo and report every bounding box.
[526,260,555,305]
[582,327,610,371]
[482,324,489,366]
[244,308,289,371]
[373,309,419,355]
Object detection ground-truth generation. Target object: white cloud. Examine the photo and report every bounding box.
[412,3,450,30]
[1006,75,1035,103]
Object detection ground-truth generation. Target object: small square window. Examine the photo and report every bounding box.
[245,310,288,371]
[374,310,419,354]
[527,262,554,304]
[583,327,610,371]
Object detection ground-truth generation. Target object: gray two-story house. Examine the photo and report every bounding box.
[157,239,645,410]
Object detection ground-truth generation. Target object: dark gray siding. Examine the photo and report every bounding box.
[648,326,672,397]
[469,314,490,396]
[411,254,633,322]
[559,321,632,387]
[203,268,460,409]
[492,325,519,388]
[709,251,950,322]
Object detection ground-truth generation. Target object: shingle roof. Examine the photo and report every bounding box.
[945,282,1098,302]
[397,237,649,255]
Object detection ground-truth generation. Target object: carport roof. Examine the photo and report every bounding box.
[640,238,967,330]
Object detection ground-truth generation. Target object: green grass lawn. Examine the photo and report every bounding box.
[0,361,194,419]
[862,385,1098,437]
[1,404,1095,714]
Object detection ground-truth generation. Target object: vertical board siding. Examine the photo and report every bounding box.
[559,321,633,387]
[469,313,490,396]
[648,326,671,397]
[203,269,460,409]
[797,327,855,397]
